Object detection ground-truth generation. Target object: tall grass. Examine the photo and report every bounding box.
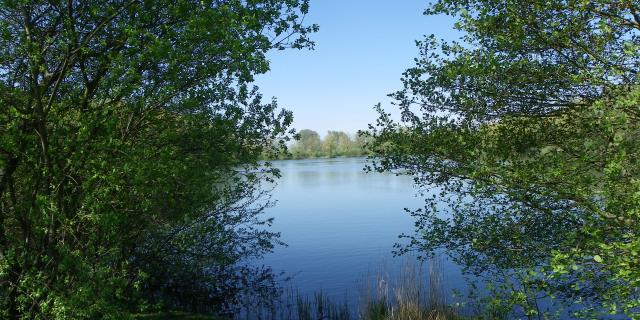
[359,257,457,320]
[241,289,350,320]
[241,257,461,320]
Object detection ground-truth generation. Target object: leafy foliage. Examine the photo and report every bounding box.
[368,0,640,318]
[0,0,316,318]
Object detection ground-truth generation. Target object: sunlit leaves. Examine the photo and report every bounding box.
[369,0,640,318]
[0,0,315,318]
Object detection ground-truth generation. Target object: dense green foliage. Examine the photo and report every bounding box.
[368,0,639,318]
[0,0,316,318]
[286,129,370,159]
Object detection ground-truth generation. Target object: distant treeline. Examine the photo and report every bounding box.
[276,129,372,159]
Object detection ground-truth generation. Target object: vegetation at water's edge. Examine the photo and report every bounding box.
[224,258,470,320]
[265,129,373,160]
[132,258,496,320]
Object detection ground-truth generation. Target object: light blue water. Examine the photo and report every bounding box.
[260,157,466,304]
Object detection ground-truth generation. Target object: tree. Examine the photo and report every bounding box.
[0,0,316,318]
[354,131,373,156]
[291,129,322,158]
[286,129,369,159]
[369,0,639,318]
[323,131,352,157]
[132,178,284,316]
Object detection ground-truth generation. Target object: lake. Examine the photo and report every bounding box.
[258,157,467,309]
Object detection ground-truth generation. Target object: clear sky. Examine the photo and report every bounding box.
[254,1,462,137]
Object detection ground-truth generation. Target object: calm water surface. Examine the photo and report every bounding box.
[260,157,466,304]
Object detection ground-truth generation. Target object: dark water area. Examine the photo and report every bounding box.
[257,157,468,308]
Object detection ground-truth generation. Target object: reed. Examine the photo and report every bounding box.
[360,257,459,320]
[243,256,462,320]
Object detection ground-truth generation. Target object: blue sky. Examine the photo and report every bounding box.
[254,1,462,137]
